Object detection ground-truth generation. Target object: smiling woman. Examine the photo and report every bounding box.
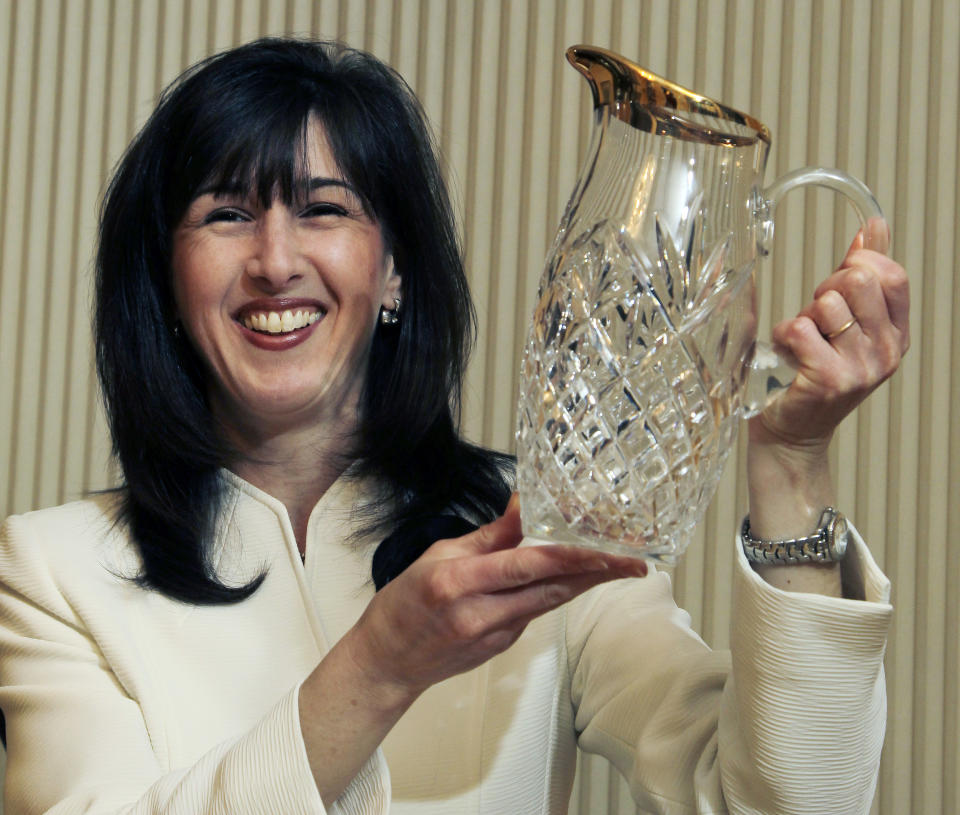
[173,132,397,453]
[93,38,512,603]
[171,128,402,548]
[0,35,907,815]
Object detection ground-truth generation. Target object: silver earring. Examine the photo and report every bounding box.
[172,322,182,338]
[380,297,401,326]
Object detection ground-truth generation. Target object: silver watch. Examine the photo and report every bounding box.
[741,507,850,565]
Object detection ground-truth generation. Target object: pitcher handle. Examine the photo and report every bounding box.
[743,167,887,417]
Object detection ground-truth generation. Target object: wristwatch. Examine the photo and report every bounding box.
[740,507,850,565]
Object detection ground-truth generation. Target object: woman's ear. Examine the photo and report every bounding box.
[381,256,402,309]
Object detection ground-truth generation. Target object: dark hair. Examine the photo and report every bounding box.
[96,37,512,604]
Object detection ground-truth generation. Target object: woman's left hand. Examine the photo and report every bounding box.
[745,219,909,593]
[749,217,910,457]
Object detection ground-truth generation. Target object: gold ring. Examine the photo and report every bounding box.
[825,317,857,340]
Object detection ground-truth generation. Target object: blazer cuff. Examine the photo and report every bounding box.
[722,521,892,812]
[327,748,391,815]
[286,681,391,815]
[221,683,328,813]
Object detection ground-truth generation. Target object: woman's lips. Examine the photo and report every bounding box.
[240,307,323,334]
[233,300,325,350]
[237,315,322,350]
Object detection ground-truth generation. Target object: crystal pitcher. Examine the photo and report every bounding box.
[516,46,883,562]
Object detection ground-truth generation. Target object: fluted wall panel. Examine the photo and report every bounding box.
[1,2,957,812]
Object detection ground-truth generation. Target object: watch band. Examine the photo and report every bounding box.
[741,507,849,565]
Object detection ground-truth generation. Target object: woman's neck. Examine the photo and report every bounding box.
[219,413,357,554]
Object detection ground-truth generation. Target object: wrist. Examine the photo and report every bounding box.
[337,625,423,715]
[298,624,420,804]
[747,411,833,472]
[747,418,835,541]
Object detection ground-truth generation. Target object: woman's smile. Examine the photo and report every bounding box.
[170,124,401,433]
[240,309,322,334]
[233,297,326,349]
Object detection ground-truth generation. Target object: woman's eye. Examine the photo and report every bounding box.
[301,202,348,218]
[203,208,249,224]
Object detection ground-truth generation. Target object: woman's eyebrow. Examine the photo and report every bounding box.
[193,182,246,199]
[191,178,361,201]
[308,177,359,195]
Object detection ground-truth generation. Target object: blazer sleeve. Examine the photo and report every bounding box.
[0,512,388,815]
[566,525,892,815]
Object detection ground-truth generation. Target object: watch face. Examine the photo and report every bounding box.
[829,513,850,559]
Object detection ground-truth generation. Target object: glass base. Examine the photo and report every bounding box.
[520,524,689,565]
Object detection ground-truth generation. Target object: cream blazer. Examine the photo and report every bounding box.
[0,472,892,814]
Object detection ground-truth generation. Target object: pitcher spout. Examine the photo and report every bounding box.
[566,45,663,119]
[566,45,769,147]
[566,45,634,111]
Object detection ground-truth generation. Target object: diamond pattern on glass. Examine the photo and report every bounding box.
[517,216,755,561]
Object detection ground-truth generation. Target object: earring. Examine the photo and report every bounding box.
[380,297,401,326]
[172,322,182,338]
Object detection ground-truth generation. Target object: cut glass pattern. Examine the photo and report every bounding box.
[517,213,756,561]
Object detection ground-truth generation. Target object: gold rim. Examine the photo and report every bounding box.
[567,45,771,148]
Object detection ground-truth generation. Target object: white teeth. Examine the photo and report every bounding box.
[242,309,323,334]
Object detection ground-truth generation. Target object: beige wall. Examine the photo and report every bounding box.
[1,1,957,812]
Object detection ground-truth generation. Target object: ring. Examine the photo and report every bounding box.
[824,317,858,340]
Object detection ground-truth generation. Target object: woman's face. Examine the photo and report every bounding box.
[171,124,400,438]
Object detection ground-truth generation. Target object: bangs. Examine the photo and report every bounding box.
[163,83,371,224]
[155,42,392,230]
[169,110,323,216]
[200,117,315,207]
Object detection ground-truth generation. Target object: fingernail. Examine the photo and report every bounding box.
[586,559,610,571]
[630,560,648,577]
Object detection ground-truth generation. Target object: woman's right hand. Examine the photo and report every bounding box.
[300,495,646,804]
[344,494,647,701]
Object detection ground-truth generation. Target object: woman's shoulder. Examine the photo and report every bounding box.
[1,492,134,585]
[3,492,123,539]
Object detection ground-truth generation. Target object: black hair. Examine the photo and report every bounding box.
[95,37,512,604]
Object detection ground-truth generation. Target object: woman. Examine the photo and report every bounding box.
[0,38,907,814]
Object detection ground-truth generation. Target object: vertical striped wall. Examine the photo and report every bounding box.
[0,2,956,812]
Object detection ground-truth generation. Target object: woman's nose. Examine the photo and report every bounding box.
[246,210,304,289]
